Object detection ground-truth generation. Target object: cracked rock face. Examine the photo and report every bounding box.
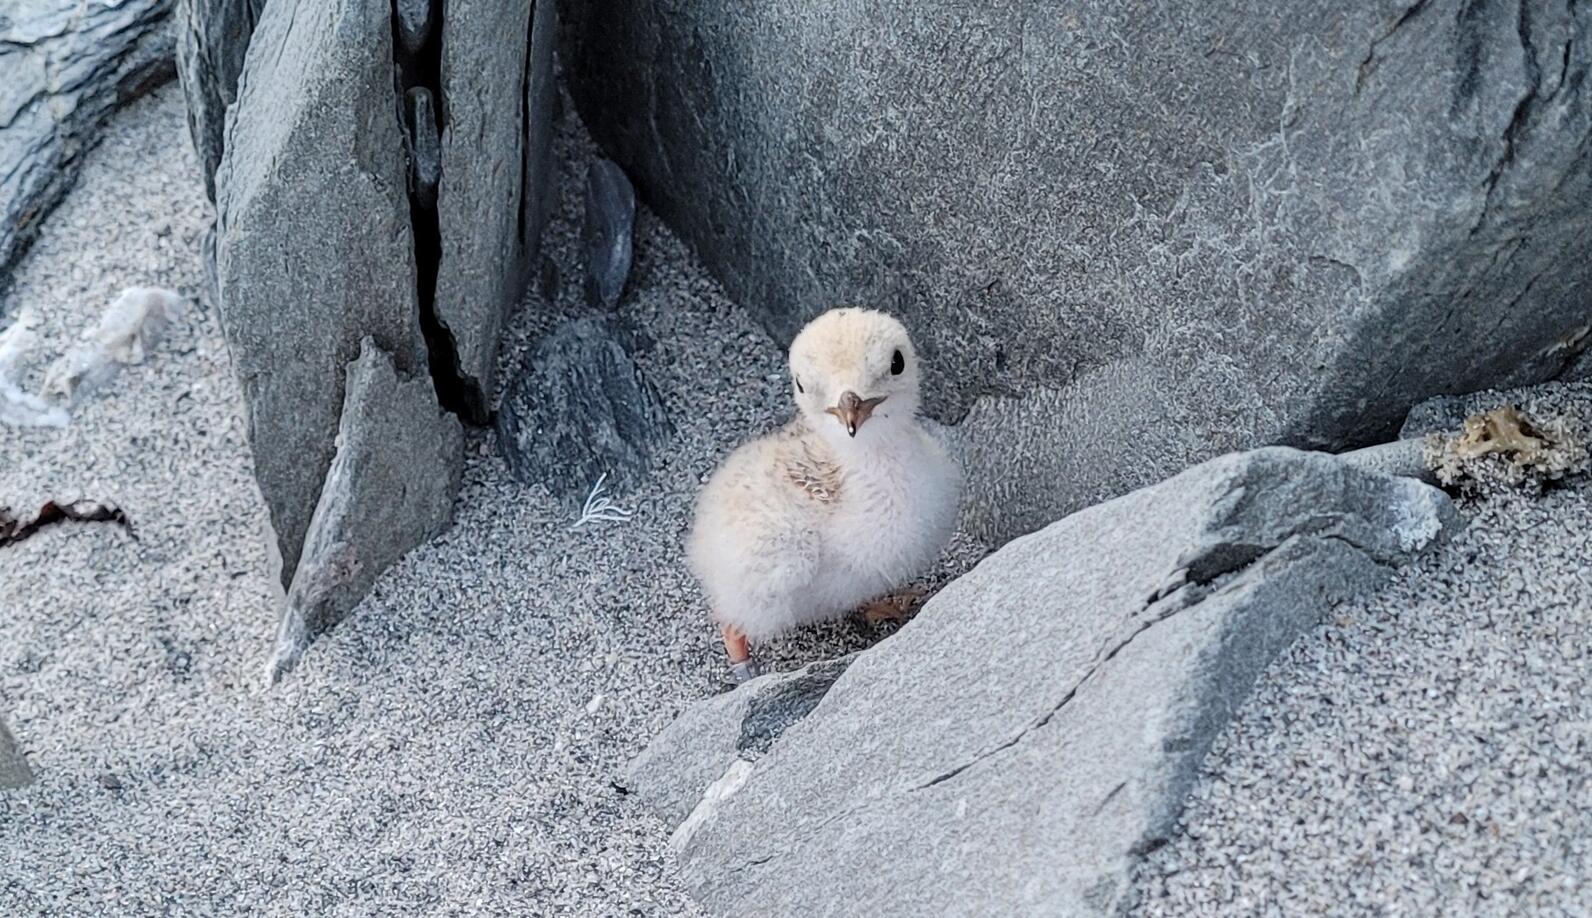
[565,1,1592,544]
[631,447,1456,916]
[175,0,263,201]
[431,0,559,419]
[215,0,430,592]
[1,0,175,283]
[625,656,854,830]
[182,0,559,668]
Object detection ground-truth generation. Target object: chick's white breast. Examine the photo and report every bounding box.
[824,430,960,590]
[685,428,830,631]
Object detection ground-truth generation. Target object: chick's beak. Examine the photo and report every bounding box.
[826,390,887,437]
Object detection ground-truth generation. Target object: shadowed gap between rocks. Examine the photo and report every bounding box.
[391,0,484,423]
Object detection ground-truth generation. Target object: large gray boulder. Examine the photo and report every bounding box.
[0,0,174,282]
[174,0,263,200]
[629,447,1457,916]
[269,340,463,681]
[564,1,1592,544]
[215,0,429,590]
[0,717,31,790]
[432,0,559,419]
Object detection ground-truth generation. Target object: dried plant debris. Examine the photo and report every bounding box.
[1424,405,1589,494]
[0,500,133,548]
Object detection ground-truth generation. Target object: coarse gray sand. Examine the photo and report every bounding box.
[0,84,985,915]
[1136,385,1592,916]
[7,81,1592,918]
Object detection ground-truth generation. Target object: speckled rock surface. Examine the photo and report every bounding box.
[214,0,430,590]
[1136,381,1592,916]
[432,0,558,416]
[495,314,673,505]
[565,1,1592,544]
[639,447,1455,916]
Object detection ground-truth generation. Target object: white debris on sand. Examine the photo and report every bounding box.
[43,285,185,405]
[0,310,69,429]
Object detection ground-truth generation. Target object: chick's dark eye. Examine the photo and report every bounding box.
[795,376,805,393]
[890,349,905,376]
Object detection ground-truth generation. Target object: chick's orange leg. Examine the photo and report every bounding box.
[720,624,764,683]
[721,624,752,664]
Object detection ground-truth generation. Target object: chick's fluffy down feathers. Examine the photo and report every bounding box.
[687,308,960,642]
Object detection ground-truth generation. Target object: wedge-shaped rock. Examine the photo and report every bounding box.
[0,717,31,790]
[215,0,429,589]
[633,447,1456,916]
[269,340,462,680]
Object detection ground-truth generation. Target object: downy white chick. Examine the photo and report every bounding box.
[687,307,962,681]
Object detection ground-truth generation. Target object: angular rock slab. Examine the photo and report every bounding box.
[0,717,31,790]
[565,1,1592,544]
[1,0,174,281]
[626,656,854,830]
[633,448,1457,916]
[215,0,430,590]
[269,340,463,680]
[495,316,672,504]
[432,0,559,419]
[175,0,264,200]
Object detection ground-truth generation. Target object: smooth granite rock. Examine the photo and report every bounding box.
[175,0,263,201]
[432,0,558,419]
[269,340,463,681]
[1,0,175,281]
[632,447,1457,916]
[565,1,1592,544]
[495,316,672,503]
[215,0,429,590]
[582,158,636,308]
[0,717,31,790]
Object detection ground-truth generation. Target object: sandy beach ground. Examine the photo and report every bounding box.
[0,83,985,915]
[5,80,1590,918]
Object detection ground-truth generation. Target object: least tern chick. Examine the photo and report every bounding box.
[687,307,962,681]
